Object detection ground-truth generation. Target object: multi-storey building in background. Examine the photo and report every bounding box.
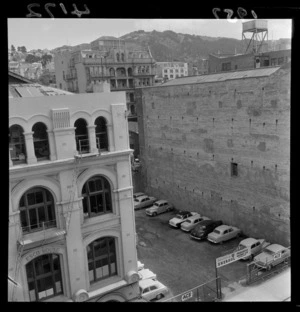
[208,20,291,74]
[9,72,140,302]
[155,61,188,80]
[54,37,156,121]
[136,63,290,247]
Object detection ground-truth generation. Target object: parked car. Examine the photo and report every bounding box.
[254,244,290,270]
[133,192,146,200]
[207,224,241,244]
[134,195,157,210]
[169,211,198,228]
[234,238,270,260]
[190,220,223,240]
[139,278,168,301]
[138,268,157,281]
[145,200,174,216]
[180,215,210,232]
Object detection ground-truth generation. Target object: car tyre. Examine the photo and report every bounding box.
[153,212,157,216]
[156,294,163,300]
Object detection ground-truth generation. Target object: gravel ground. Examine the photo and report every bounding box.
[135,208,250,301]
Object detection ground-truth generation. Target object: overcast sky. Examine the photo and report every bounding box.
[7,18,292,51]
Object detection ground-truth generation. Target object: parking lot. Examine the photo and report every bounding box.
[135,207,251,300]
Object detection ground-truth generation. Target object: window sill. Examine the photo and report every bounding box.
[19,228,66,247]
[43,294,72,302]
[82,213,120,228]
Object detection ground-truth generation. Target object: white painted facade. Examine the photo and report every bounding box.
[9,90,140,302]
[156,62,188,80]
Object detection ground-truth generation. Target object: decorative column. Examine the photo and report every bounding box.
[23,131,37,164]
[107,124,115,152]
[87,125,98,153]
[47,130,57,161]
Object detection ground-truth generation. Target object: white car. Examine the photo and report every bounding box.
[234,238,270,260]
[169,211,198,228]
[254,244,291,270]
[181,215,210,232]
[134,195,157,210]
[138,268,157,281]
[145,200,174,216]
[207,224,241,244]
[139,279,168,301]
[133,192,146,200]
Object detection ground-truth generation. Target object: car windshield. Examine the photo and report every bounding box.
[213,229,220,234]
[134,198,140,202]
[237,244,247,251]
[185,220,192,223]
[176,215,184,219]
[154,202,160,207]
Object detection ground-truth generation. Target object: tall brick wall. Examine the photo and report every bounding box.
[136,65,290,246]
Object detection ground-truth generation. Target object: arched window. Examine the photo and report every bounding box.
[82,176,112,218]
[87,237,117,283]
[109,68,115,77]
[74,118,89,154]
[95,117,108,151]
[9,124,26,165]
[116,53,120,62]
[20,187,56,233]
[121,53,125,62]
[128,67,132,76]
[32,122,50,161]
[26,254,63,301]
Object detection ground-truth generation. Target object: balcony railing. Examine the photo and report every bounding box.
[22,220,57,234]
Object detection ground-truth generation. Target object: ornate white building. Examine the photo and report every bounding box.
[9,77,140,302]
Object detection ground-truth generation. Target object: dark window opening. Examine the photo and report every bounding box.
[20,187,56,233]
[82,176,112,218]
[32,122,50,161]
[222,62,231,71]
[74,119,89,154]
[26,254,63,301]
[95,117,108,151]
[9,124,27,165]
[231,162,238,177]
[87,237,117,283]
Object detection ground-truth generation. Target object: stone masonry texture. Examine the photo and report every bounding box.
[136,65,290,246]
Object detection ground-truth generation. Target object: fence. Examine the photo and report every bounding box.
[246,255,290,285]
[162,277,222,302]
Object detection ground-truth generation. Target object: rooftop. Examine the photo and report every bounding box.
[160,66,281,87]
[266,244,286,253]
[9,83,74,98]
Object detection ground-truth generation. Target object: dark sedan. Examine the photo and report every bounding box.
[190,220,223,241]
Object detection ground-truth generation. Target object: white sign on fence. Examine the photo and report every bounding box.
[216,247,251,268]
[181,291,193,301]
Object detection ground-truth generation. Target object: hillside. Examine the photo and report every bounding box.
[50,30,291,65]
[121,30,244,63]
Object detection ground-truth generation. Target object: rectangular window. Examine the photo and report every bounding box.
[231,162,238,177]
[222,62,231,71]
[278,57,284,65]
[271,58,276,66]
